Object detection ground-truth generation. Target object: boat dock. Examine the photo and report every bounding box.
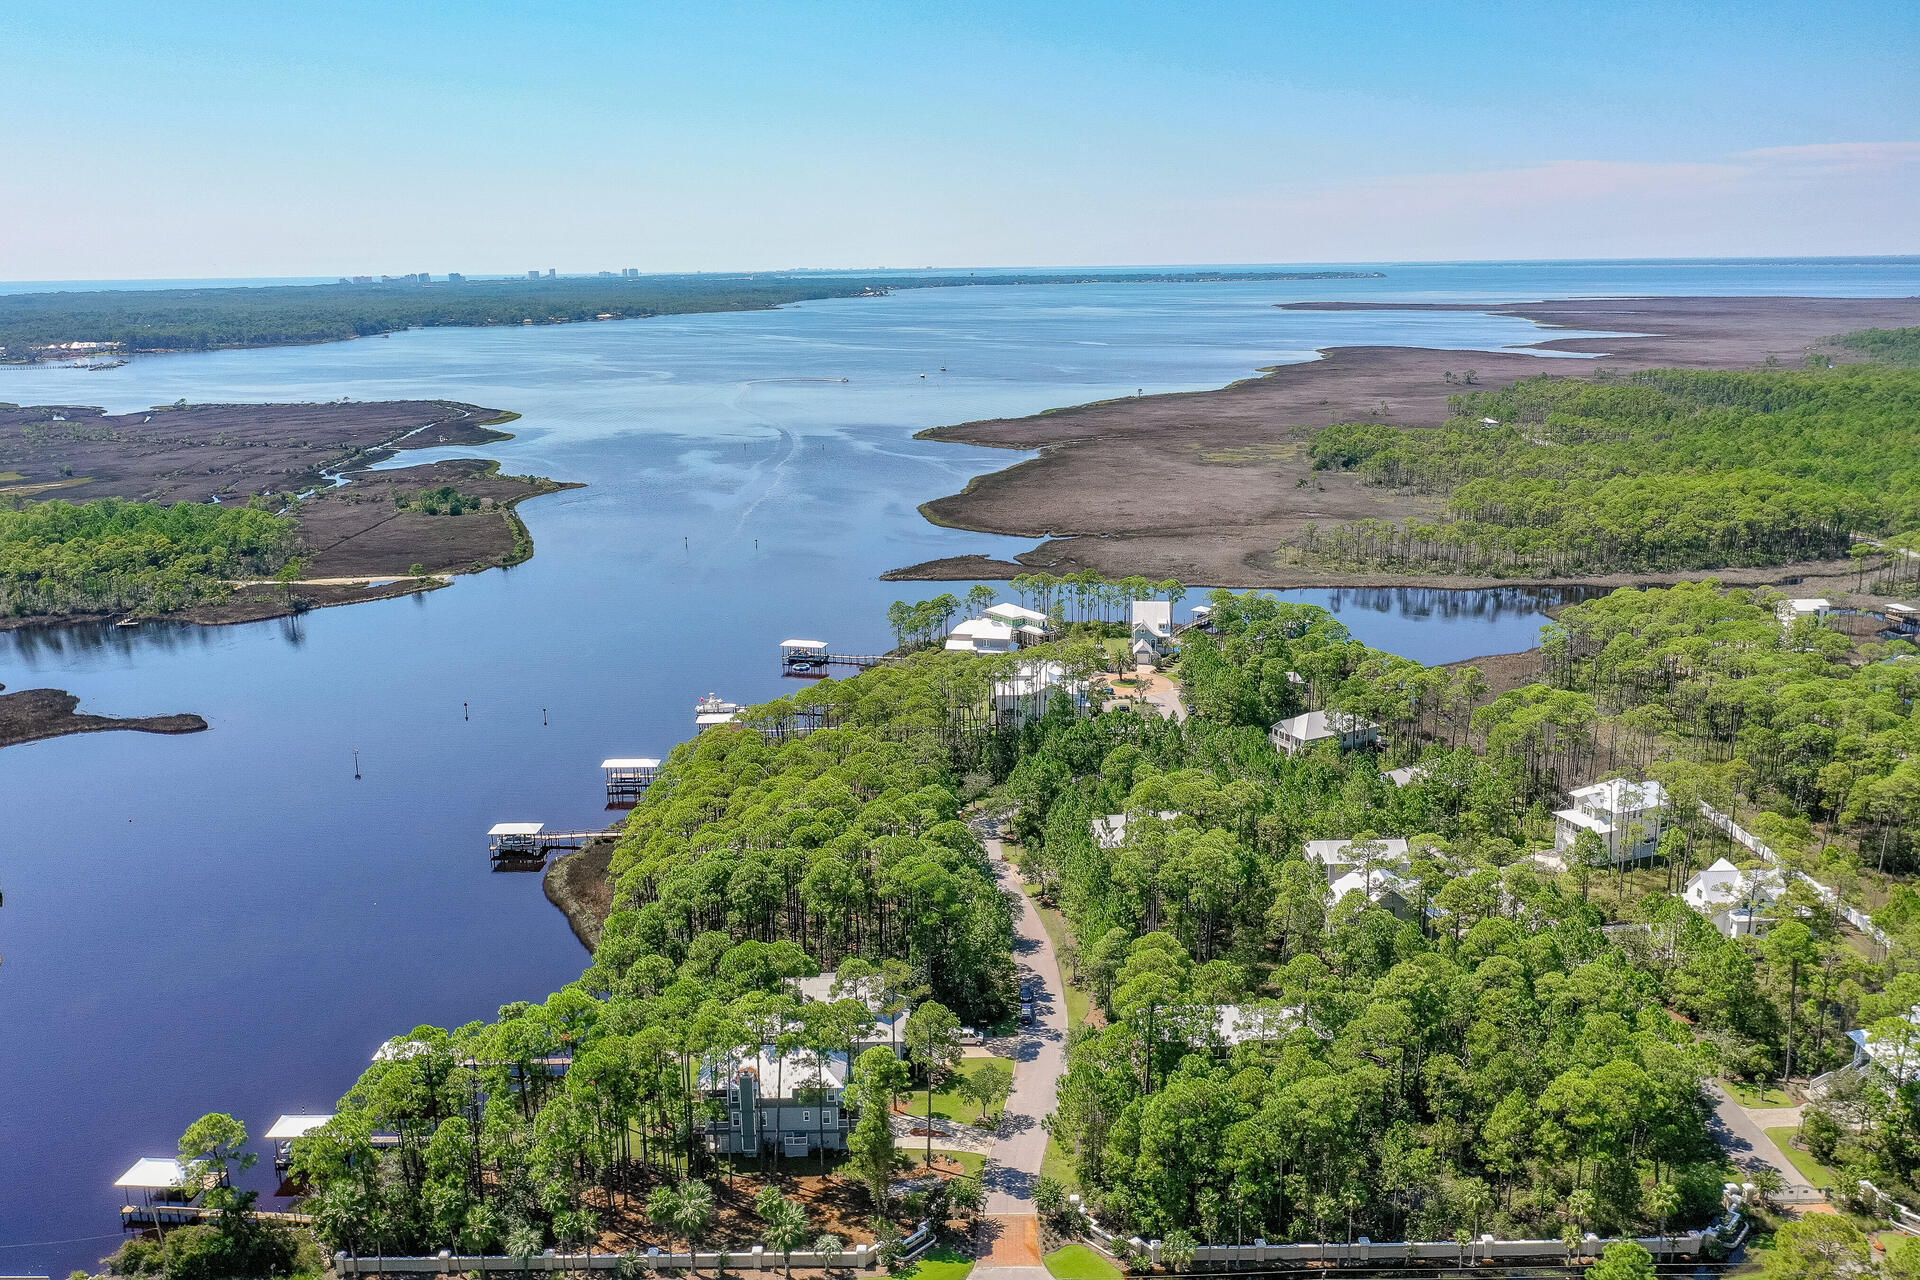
[487,823,608,862]
[601,757,660,800]
[779,638,889,675]
[122,1203,316,1228]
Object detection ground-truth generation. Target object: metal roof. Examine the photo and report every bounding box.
[488,822,545,836]
[115,1157,186,1189]
[779,639,828,649]
[601,758,661,769]
[264,1114,335,1141]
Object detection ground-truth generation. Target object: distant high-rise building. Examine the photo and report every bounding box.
[528,270,541,279]
[352,275,373,284]
[417,272,430,283]
[337,277,351,285]
[447,273,465,283]
[625,268,639,278]
[546,268,556,278]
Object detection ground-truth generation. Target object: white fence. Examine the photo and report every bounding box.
[1081,1215,1707,1265]
[1860,1181,1920,1236]
[333,1222,932,1276]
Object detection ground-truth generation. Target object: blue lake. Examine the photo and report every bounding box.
[4,261,1920,1271]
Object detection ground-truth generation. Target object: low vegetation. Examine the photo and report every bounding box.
[1303,364,1920,576]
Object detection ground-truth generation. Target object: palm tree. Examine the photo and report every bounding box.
[649,1179,716,1275]
[755,1189,812,1279]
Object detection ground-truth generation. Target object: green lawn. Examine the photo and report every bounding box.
[925,1056,1016,1123]
[1726,1078,1795,1107]
[1041,1133,1080,1195]
[899,1246,975,1280]
[1046,1245,1122,1280]
[1034,903,1092,1028]
[1766,1125,1839,1188]
[908,1150,986,1178]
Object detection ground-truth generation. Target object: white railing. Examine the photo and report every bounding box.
[333,1223,932,1276]
[1860,1181,1920,1235]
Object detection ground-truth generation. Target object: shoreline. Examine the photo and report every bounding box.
[892,294,1920,587]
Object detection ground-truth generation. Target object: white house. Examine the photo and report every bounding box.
[1304,836,1411,881]
[1091,810,1180,849]
[1385,764,1430,788]
[1270,710,1380,756]
[1683,858,1786,936]
[1328,865,1420,919]
[986,602,1052,632]
[991,660,1088,719]
[791,972,910,1049]
[1130,599,1174,668]
[1205,1001,1309,1047]
[1553,778,1668,863]
[945,617,1018,654]
[1849,1006,1920,1085]
[1775,597,1832,629]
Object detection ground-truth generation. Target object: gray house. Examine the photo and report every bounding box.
[697,1046,853,1158]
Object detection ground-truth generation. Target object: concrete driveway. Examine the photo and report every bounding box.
[1706,1081,1823,1203]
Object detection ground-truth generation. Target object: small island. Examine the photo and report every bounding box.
[0,686,207,749]
[0,397,573,630]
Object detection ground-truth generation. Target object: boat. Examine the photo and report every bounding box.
[694,693,742,717]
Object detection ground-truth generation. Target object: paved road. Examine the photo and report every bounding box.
[1706,1081,1822,1202]
[981,834,1070,1216]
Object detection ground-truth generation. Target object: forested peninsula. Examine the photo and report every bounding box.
[0,398,569,631]
[0,270,1381,361]
[149,575,1920,1275]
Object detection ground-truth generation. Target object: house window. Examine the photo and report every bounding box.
[800,1110,812,1124]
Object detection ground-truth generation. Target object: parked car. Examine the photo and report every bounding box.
[1020,1001,1035,1025]
[959,1026,984,1045]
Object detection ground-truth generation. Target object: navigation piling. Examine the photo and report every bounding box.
[352,748,360,779]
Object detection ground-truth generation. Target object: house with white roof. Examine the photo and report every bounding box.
[1848,1006,1920,1086]
[1091,810,1180,849]
[790,971,911,1049]
[991,660,1088,719]
[986,601,1052,631]
[1130,599,1174,668]
[1553,777,1668,863]
[1304,836,1411,881]
[1775,597,1832,629]
[1203,1001,1309,1048]
[1270,710,1380,756]
[1385,764,1430,788]
[1328,865,1420,919]
[1683,858,1786,937]
[948,605,1050,654]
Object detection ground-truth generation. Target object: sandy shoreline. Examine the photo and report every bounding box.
[893,295,1920,587]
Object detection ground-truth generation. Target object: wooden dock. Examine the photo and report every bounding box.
[122,1204,315,1227]
[779,639,890,675]
[601,757,660,800]
[488,823,608,862]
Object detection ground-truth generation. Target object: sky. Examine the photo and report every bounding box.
[1,0,1916,279]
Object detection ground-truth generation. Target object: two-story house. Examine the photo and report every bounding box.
[698,1047,852,1159]
[1553,778,1668,864]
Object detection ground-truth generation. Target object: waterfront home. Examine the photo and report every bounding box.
[991,659,1089,719]
[1775,597,1833,629]
[1130,599,1174,668]
[1091,809,1180,849]
[1683,858,1785,937]
[985,601,1052,632]
[1553,777,1668,863]
[1269,709,1380,756]
[697,1046,853,1158]
[1304,836,1412,880]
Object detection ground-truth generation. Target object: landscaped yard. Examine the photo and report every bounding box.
[1766,1124,1839,1188]
[1035,903,1092,1028]
[899,1246,975,1280]
[907,1149,986,1178]
[1046,1244,1123,1280]
[1042,1132,1080,1195]
[921,1055,1016,1123]
[1726,1078,1794,1107]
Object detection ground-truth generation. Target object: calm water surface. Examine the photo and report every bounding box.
[3,263,1916,1270]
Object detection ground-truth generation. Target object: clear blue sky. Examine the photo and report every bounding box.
[3,0,1915,278]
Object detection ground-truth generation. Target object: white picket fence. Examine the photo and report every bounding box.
[333,1222,932,1276]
